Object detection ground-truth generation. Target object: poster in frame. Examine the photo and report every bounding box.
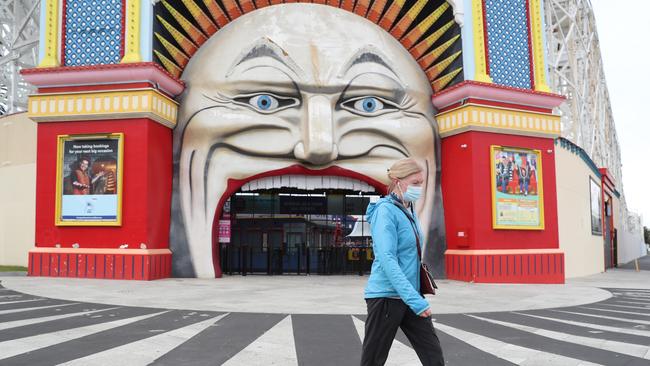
[55,133,124,226]
[490,145,545,230]
[589,177,603,235]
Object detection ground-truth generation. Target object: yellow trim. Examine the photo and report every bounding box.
[471,0,492,83]
[27,89,178,128]
[55,133,124,226]
[39,0,60,67]
[490,145,545,230]
[528,0,551,92]
[121,0,142,63]
[436,104,561,137]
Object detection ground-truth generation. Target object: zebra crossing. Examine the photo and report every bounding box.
[0,285,649,365]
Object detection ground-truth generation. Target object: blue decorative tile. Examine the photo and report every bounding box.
[485,0,532,89]
[64,0,123,66]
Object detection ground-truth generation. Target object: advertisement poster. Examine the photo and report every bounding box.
[491,145,544,230]
[590,178,603,235]
[218,220,231,243]
[55,134,123,225]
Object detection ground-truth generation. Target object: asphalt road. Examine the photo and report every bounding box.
[1,284,649,365]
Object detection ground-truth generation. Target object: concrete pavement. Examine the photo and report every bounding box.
[4,269,647,315]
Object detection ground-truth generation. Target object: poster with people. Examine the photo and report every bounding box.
[491,146,544,229]
[55,133,123,225]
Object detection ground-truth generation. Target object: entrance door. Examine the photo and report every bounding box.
[220,191,379,276]
[603,195,614,269]
[286,232,304,273]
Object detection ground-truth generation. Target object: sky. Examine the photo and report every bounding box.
[589,0,650,227]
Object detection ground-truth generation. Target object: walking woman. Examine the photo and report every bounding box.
[361,158,444,366]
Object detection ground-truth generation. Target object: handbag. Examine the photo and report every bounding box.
[392,202,438,296]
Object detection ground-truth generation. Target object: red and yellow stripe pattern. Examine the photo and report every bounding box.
[154,0,463,92]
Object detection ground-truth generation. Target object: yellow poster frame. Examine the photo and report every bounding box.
[490,145,545,230]
[55,133,124,226]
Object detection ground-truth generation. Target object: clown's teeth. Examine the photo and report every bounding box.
[240,175,376,192]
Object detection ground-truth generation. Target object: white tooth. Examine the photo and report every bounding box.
[273,176,282,189]
[281,175,290,188]
[322,176,330,189]
[242,182,250,191]
[352,179,359,191]
[250,179,259,191]
[264,177,273,190]
[329,176,337,189]
[297,175,307,190]
[343,177,353,190]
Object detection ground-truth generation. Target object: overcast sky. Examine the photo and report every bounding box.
[589,0,649,227]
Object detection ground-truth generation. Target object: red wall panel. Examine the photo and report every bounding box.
[441,131,559,250]
[34,118,172,250]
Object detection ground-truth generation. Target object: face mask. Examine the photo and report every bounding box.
[402,185,422,202]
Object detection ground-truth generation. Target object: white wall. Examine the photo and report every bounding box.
[555,144,605,278]
[616,210,647,265]
[0,113,36,267]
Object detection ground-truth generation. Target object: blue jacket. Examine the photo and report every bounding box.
[364,195,430,315]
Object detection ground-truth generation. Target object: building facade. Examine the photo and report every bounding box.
[11,0,642,282]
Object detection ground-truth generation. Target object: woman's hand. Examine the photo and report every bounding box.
[419,308,432,318]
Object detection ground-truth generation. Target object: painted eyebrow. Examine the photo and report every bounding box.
[227,39,305,80]
[339,49,403,83]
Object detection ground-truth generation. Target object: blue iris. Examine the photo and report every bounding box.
[257,95,273,110]
[362,97,377,112]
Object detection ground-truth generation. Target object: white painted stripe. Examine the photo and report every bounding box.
[0,307,119,331]
[513,312,650,338]
[614,293,650,298]
[351,316,422,366]
[222,315,298,366]
[58,313,228,366]
[596,304,650,311]
[579,306,650,317]
[0,295,24,299]
[469,315,650,359]
[553,310,650,325]
[0,302,79,315]
[612,300,650,306]
[433,321,603,366]
[0,298,44,305]
[613,289,650,293]
[0,311,167,360]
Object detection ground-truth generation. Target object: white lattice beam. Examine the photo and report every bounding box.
[0,0,39,115]
[544,0,641,233]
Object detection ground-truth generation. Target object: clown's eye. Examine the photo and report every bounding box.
[234,93,299,114]
[341,96,398,116]
[354,97,383,113]
[250,94,279,111]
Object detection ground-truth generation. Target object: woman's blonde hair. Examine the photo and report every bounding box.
[387,158,423,193]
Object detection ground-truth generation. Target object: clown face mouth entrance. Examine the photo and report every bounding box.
[218,174,381,275]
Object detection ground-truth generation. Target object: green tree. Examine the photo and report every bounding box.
[645,226,650,245]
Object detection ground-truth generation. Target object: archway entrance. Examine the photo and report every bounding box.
[218,178,379,276]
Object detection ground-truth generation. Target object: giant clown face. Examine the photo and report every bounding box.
[171,4,444,278]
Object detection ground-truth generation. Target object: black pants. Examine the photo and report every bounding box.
[361,298,444,366]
